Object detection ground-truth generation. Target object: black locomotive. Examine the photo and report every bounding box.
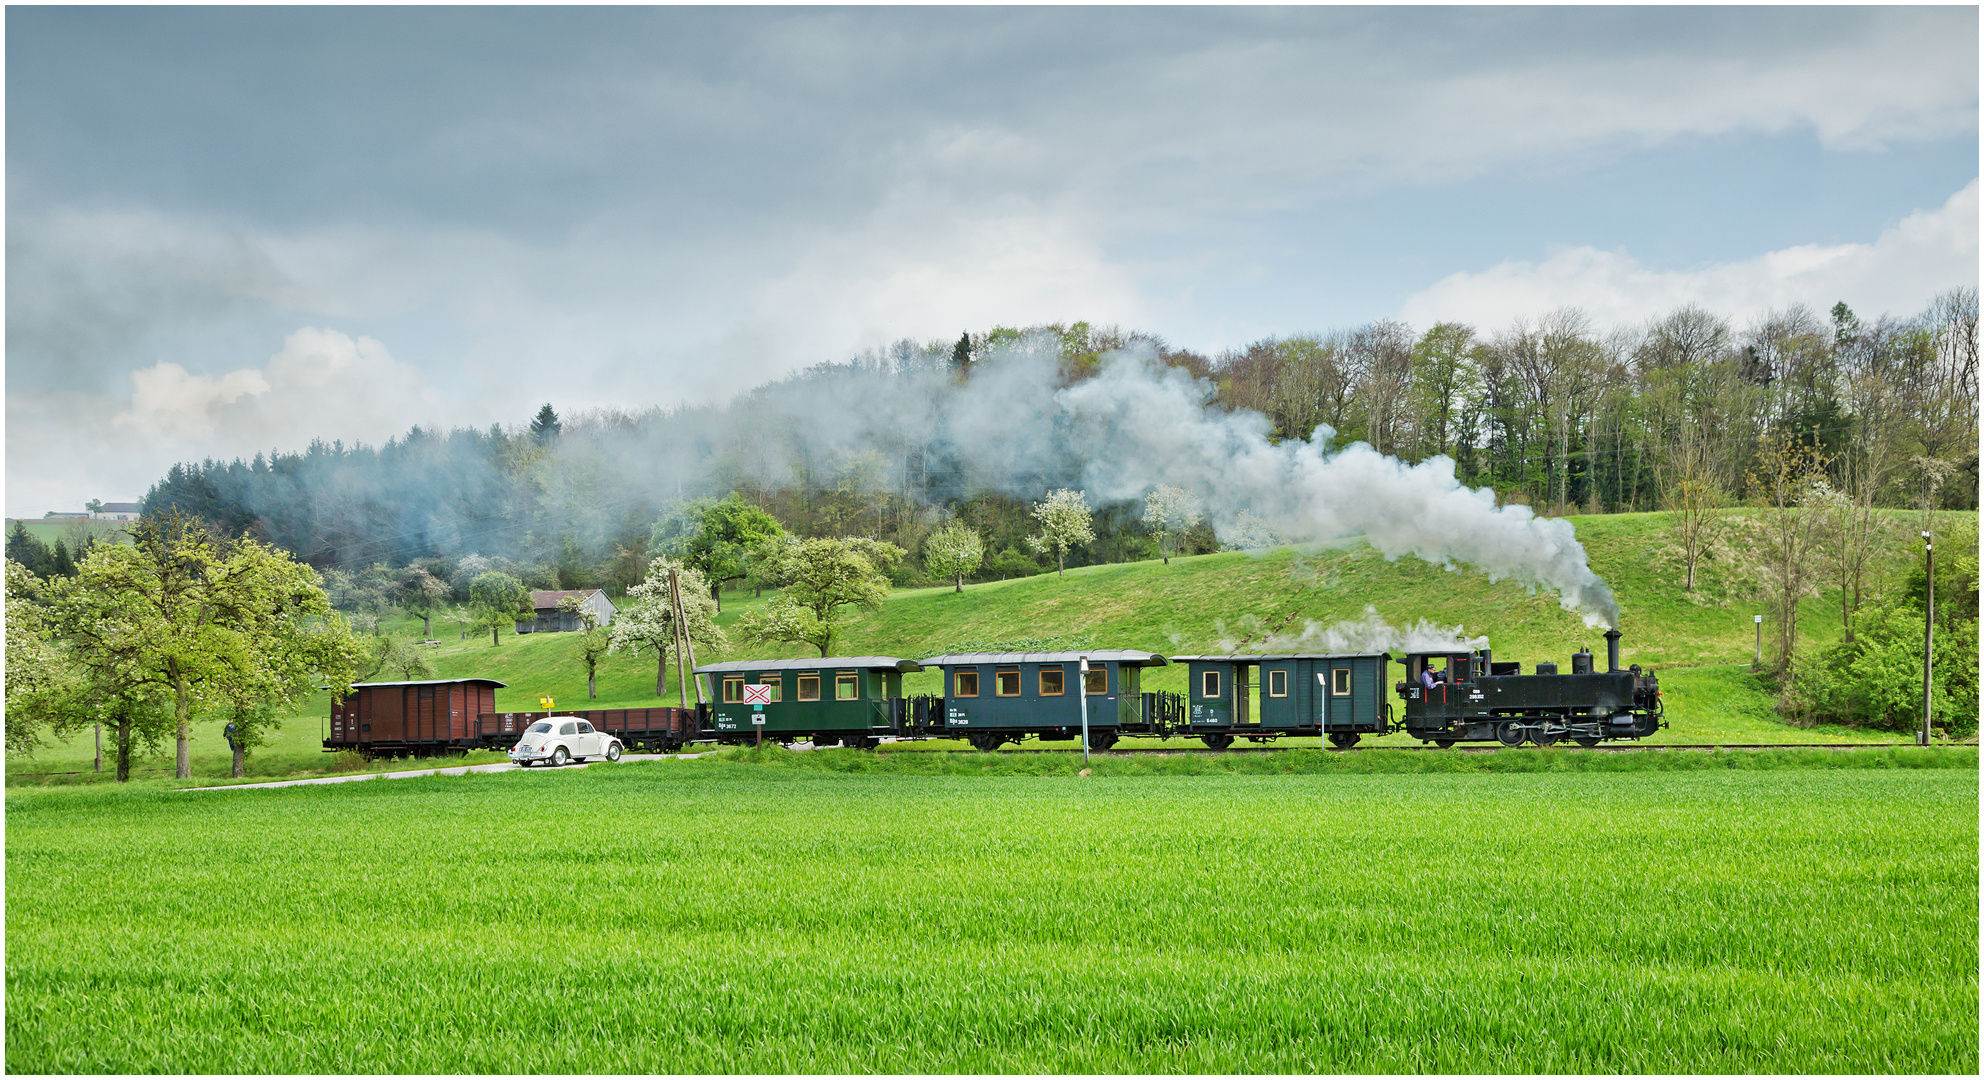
[1398,628,1663,747]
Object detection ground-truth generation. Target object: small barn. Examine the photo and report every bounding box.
[517,589,616,634]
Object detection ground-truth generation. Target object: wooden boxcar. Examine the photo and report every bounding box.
[696,657,924,748]
[917,650,1169,751]
[1169,654,1391,748]
[476,707,700,753]
[326,678,506,756]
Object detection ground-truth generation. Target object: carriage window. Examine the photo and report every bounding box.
[1085,669,1108,695]
[1332,668,1351,696]
[1268,669,1287,697]
[996,670,1021,696]
[1201,670,1221,698]
[723,678,743,703]
[836,673,859,700]
[1039,668,1065,695]
[758,676,781,702]
[797,675,821,701]
[954,671,979,697]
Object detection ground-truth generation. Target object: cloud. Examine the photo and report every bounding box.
[112,327,450,449]
[1400,180,1979,330]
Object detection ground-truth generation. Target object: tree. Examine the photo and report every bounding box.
[1025,489,1094,578]
[609,556,725,698]
[47,512,365,779]
[561,595,613,699]
[924,523,985,592]
[6,559,72,755]
[653,494,786,611]
[220,699,283,779]
[85,498,104,518]
[735,537,902,657]
[1660,422,1725,591]
[1748,431,1833,684]
[529,404,561,446]
[468,571,531,646]
[952,331,973,380]
[1141,485,1204,566]
[396,565,449,638]
[359,635,436,682]
[7,522,53,578]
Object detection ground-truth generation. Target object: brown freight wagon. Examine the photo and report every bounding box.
[478,707,701,753]
[326,678,507,757]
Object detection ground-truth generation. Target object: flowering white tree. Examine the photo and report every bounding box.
[1026,488,1095,578]
[1142,485,1204,566]
[609,556,726,699]
[924,523,985,593]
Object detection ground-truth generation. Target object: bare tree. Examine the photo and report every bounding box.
[1749,430,1833,685]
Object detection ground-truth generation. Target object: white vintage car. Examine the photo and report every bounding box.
[510,717,623,767]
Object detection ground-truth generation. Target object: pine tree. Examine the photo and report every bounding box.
[529,404,562,446]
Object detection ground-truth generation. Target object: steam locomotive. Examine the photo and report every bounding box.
[1396,629,1664,748]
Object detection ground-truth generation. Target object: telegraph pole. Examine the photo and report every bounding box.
[1921,531,1934,746]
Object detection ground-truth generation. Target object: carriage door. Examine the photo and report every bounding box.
[1326,665,1353,731]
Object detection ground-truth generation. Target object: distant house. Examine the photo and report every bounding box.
[517,589,616,634]
[42,511,87,520]
[95,502,141,522]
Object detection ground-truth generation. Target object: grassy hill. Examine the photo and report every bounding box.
[9,509,1971,784]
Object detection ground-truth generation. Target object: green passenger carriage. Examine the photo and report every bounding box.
[695,656,925,748]
[1168,653,1392,748]
[917,650,1170,751]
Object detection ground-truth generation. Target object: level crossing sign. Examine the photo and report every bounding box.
[742,683,772,705]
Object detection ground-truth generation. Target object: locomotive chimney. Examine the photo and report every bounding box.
[1605,629,1622,673]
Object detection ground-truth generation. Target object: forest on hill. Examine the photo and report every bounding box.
[137,292,1976,597]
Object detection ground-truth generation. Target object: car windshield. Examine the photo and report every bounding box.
[527,722,553,734]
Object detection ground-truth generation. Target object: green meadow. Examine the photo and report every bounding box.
[8,509,1969,786]
[6,752,1975,1073]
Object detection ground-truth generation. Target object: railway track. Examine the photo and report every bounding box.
[973,741,1956,755]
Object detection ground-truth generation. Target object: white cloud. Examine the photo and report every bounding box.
[1400,180,1979,330]
[112,327,452,451]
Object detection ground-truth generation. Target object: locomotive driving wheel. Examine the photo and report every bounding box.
[1495,721,1527,747]
[1531,727,1562,747]
[1574,735,1601,748]
[1433,738,1456,749]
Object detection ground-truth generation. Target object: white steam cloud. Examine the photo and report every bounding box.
[1249,606,1490,655]
[1052,352,1620,628]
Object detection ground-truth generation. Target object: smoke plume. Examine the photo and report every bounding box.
[1248,606,1490,655]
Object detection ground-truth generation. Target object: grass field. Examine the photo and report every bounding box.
[6,751,1975,1072]
[9,509,1971,786]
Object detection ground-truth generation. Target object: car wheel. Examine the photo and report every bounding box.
[606,742,622,761]
[551,746,569,767]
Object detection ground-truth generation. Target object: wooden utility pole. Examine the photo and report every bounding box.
[1921,531,1934,746]
[667,570,690,709]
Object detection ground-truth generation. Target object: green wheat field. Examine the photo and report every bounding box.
[6,749,1975,1073]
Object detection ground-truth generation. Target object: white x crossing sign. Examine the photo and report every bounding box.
[742,683,773,705]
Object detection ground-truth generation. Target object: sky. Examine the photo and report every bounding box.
[6,6,1978,518]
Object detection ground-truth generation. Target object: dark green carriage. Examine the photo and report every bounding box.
[917,650,1168,751]
[695,656,922,748]
[1168,653,1392,748]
